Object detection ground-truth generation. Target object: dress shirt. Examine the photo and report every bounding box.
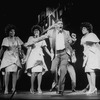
[56,30,65,50]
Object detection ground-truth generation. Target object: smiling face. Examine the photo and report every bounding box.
[82,27,89,35]
[33,29,40,38]
[9,29,15,37]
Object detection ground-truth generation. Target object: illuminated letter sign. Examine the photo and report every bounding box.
[38,5,66,34]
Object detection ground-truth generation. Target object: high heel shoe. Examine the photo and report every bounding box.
[81,87,88,93]
[30,89,35,94]
[12,88,15,92]
[4,90,8,94]
[86,88,97,95]
[37,89,42,94]
[12,88,17,94]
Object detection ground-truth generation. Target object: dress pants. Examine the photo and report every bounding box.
[51,50,69,92]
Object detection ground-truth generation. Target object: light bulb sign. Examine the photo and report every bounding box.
[38,5,66,34]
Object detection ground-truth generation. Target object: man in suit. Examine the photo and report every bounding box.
[32,19,77,94]
[50,47,77,93]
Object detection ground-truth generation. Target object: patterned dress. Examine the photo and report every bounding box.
[0,36,23,73]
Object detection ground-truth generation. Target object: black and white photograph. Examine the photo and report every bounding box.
[0,0,100,99]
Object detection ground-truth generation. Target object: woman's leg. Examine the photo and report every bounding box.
[86,72,97,95]
[67,64,76,92]
[30,72,36,93]
[12,72,17,92]
[37,72,42,93]
[86,73,92,92]
[4,72,10,94]
[86,72,97,94]
[17,70,20,80]
[90,72,96,90]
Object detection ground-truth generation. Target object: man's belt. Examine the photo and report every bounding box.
[56,48,66,54]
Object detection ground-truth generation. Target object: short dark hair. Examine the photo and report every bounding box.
[80,22,93,33]
[5,24,16,35]
[31,25,42,36]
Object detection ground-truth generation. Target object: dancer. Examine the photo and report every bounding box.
[50,45,77,92]
[0,24,24,94]
[29,19,77,95]
[24,25,51,94]
[80,22,100,95]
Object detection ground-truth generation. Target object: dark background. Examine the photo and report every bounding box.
[0,0,100,91]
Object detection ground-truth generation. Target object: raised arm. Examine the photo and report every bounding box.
[35,33,49,43]
[68,32,77,45]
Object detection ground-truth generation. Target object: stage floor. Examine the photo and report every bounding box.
[0,90,100,100]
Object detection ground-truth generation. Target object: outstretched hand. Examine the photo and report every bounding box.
[51,53,54,61]
[71,33,76,39]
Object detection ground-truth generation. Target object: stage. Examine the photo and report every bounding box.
[0,90,100,100]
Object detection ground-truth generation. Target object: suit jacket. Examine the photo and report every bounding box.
[36,28,75,56]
